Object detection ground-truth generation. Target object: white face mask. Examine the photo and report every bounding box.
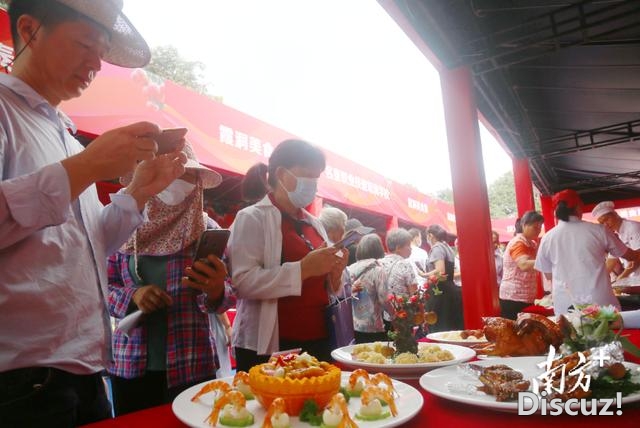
[280,169,318,208]
[156,179,196,205]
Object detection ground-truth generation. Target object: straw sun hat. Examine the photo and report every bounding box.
[55,0,150,68]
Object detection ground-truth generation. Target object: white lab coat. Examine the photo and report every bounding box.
[535,216,627,315]
[228,195,329,355]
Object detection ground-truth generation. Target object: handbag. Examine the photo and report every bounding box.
[325,261,379,349]
[326,288,355,350]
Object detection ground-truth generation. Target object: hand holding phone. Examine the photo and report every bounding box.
[154,128,188,154]
[194,229,231,262]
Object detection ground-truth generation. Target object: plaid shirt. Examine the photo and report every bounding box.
[107,246,235,388]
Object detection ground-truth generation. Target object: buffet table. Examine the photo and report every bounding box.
[81,329,640,428]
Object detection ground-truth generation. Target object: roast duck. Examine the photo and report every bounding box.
[472,313,564,357]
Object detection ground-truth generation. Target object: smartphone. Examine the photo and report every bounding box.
[154,128,187,154]
[332,226,375,249]
[194,229,231,262]
[333,230,361,249]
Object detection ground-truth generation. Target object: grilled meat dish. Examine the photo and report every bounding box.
[476,313,564,357]
[474,364,531,402]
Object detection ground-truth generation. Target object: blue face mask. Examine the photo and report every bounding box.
[281,169,318,208]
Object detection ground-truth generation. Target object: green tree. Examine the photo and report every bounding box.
[488,171,517,218]
[145,45,222,101]
[434,188,453,203]
[434,172,521,218]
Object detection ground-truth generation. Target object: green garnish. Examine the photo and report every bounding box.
[355,410,391,421]
[339,387,351,402]
[299,399,323,426]
[590,370,640,399]
[219,413,254,427]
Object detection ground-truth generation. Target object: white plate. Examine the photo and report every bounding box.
[419,356,640,413]
[331,342,476,379]
[172,372,423,428]
[426,331,488,345]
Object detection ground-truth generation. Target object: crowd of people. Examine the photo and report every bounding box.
[3,1,640,427]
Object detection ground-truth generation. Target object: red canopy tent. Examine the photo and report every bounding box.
[58,61,459,232]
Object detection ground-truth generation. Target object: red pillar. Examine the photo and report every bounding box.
[513,158,535,216]
[540,195,555,231]
[440,66,499,328]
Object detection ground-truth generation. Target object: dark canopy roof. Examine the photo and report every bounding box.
[382,0,640,205]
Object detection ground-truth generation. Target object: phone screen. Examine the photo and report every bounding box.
[195,229,231,261]
[333,230,359,249]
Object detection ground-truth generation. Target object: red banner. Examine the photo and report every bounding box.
[0,7,12,73]
[60,63,457,227]
[0,8,512,235]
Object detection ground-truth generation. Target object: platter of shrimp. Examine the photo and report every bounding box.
[172,369,423,428]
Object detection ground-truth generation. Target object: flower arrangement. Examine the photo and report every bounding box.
[386,274,444,354]
[560,304,620,353]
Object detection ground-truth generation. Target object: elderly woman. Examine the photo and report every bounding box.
[319,207,348,245]
[425,224,464,331]
[229,140,348,371]
[535,189,640,315]
[499,211,544,319]
[381,228,418,297]
[348,234,389,343]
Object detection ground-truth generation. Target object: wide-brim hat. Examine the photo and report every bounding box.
[120,142,222,189]
[55,0,151,68]
[183,143,222,189]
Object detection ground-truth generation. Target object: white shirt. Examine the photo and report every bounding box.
[409,245,429,287]
[228,195,329,355]
[618,219,640,277]
[535,216,627,315]
[0,74,144,373]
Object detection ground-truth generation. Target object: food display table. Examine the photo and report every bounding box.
[81,330,640,428]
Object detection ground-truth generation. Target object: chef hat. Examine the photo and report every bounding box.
[591,201,616,219]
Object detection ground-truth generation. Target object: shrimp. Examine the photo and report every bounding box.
[191,380,232,402]
[322,393,358,428]
[345,369,371,397]
[361,386,397,417]
[369,373,396,396]
[233,371,250,387]
[262,397,289,428]
[206,390,247,426]
[232,371,254,399]
[348,369,370,390]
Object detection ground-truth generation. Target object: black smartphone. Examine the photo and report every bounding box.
[154,127,187,154]
[194,229,231,262]
[332,226,375,249]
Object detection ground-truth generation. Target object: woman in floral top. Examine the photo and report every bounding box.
[348,234,389,343]
[499,211,544,319]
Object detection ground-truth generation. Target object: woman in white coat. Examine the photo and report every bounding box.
[535,189,640,315]
[228,140,348,371]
